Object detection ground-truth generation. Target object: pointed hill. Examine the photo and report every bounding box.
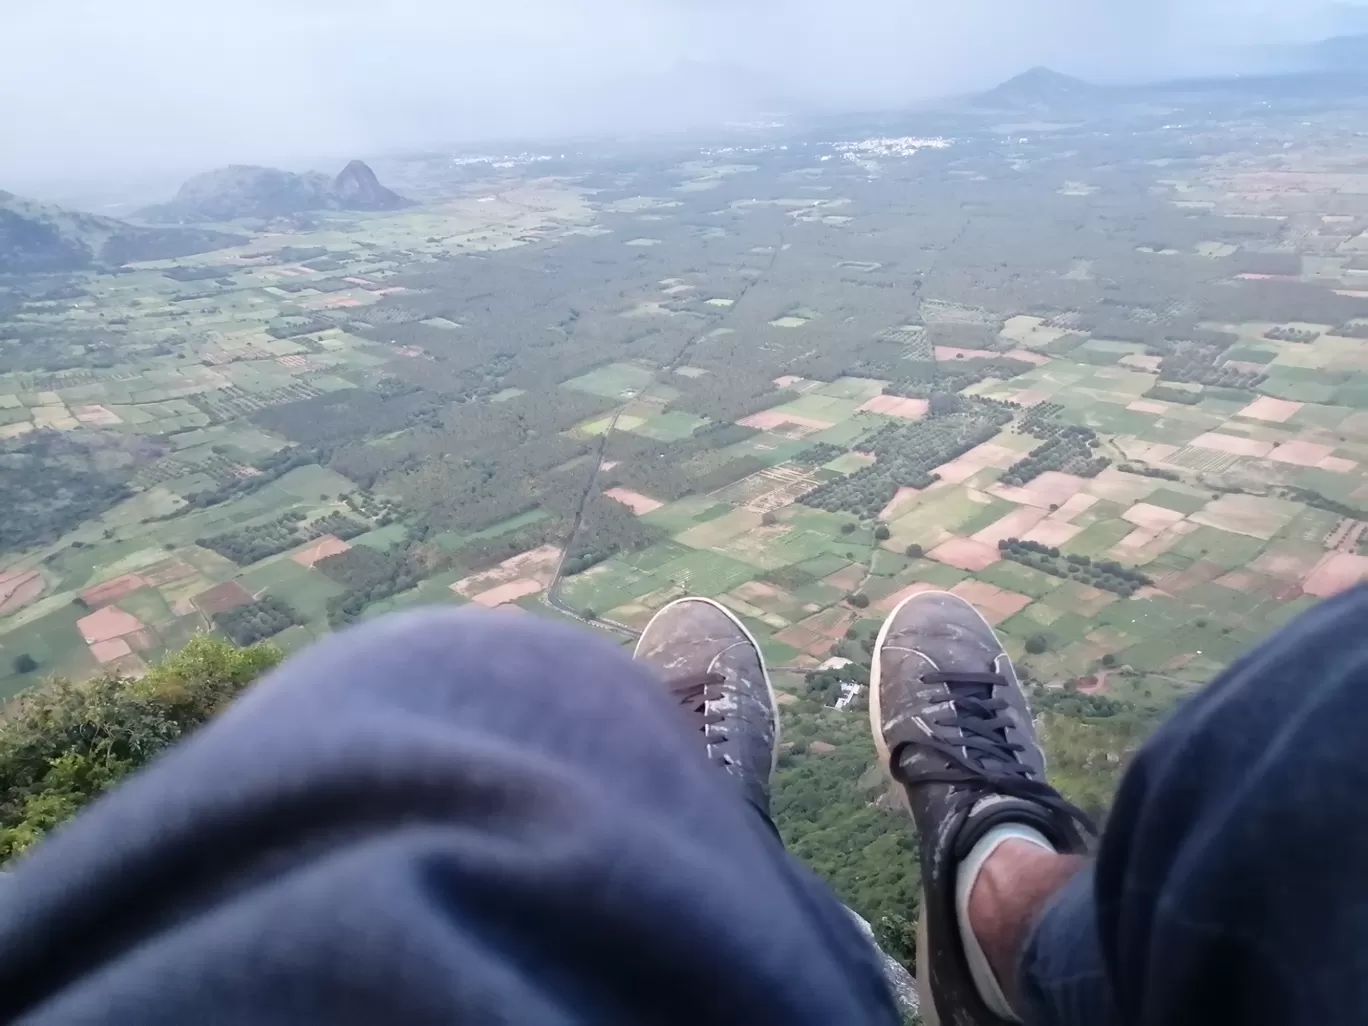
[976,67,1107,112]
[331,160,410,211]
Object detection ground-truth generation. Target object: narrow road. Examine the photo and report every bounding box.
[545,231,787,626]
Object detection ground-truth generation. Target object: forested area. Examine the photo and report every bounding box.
[317,543,427,626]
[213,595,306,645]
[598,425,769,504]
[885,358,1033,399]
[560,490,667,576]
[1159,339,1267,390]
[330,389,613,533]
[0,430,138,555]
[772,670,921,972]
[0,637,281,859]
[793,443,845,467]
[1001,406,1108,486]
[197,511,368,566]
[801,403,1014,518]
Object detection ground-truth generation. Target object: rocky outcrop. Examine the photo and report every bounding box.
[331,160,410,211]
[140,160,411,224]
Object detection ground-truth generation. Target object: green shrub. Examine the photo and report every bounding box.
[0,636,282,861]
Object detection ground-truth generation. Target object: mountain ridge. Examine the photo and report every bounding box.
[140,160,412,224]
[0,191,244,274]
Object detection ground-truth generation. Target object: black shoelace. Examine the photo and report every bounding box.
[897,670,1097,836]
[668,671,728,744]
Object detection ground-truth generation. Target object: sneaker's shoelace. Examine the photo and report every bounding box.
[668,671,728,744]
[900,669,1097,835]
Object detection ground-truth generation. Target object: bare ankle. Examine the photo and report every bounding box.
[967,840,1085,1008]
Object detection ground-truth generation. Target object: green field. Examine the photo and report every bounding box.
[561,362,659,398]
[4,117,1368,856]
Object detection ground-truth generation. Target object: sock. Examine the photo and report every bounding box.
[954,823,1055,1022]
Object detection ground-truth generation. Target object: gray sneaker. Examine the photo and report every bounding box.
[634,597,778,816]
[870,591,1093,1025]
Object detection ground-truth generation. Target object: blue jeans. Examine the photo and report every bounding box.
[1021,584,1368,1026]
[1,591,1366,1024]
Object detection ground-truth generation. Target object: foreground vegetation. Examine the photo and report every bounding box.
[0,636,280,860]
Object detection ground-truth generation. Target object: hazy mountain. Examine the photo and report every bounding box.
[141,160,412,224]
[331,160,410,211]
[1245,30,1368,76]
[0,190,244,274]
[1298,32,1368,71]
[975,67,1108,113]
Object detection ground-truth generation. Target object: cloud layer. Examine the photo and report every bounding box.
[1,0,1359,190]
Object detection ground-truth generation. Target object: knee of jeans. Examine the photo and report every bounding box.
[253,605,650,710]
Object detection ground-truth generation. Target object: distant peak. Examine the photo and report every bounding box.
[331,160,412,212]
[977,66,1102,109]
[1017,66,1081,81]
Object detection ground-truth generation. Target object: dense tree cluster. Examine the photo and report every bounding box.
[666,378,797,425]
[1264,326,1319,343]
[1335,322,1368,340]
[803,663,870,706]
[1001,407,1108,487]
[213,596,306,646]
[197,511,367,566]
[1118,463,1182,481]
[329,389,613,533]
[1277,486,1364,520]
[264,316,335,339]
[447,522,561,576]
[0,430,136,556]
[561,490,667,576]
[793,443,845,467]
[884,358,1033,400]
[1033,689,1128,718]
[800,404,1013,518]
[771,676,920,971]
[998,539,1153,596]
[598,428,768,506]
[318,543,428,626]
[1143,384,1201,405]
[1159,340,1266,390]
[254,385,451,450]
[343,490,403,526]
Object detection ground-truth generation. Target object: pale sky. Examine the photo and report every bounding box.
[2,0,1362,193]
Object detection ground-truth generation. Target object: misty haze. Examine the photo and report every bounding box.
[2,2,1368,1017]
[5,0,1368,195]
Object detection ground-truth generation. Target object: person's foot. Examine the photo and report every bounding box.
[634,597,778,816]
[870,591,1093,1024]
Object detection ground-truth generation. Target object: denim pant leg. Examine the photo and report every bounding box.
[1021,585,1368,1026]
[0,609,898,1025]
